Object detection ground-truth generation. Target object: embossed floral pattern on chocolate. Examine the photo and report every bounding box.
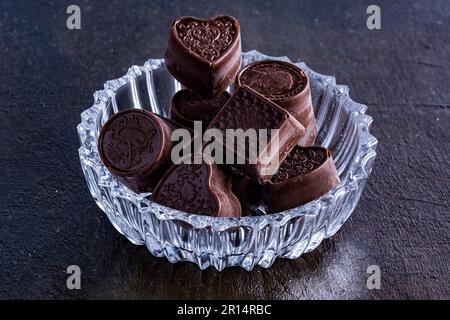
[102,112,158,171]
[176,17,237,62]
[271,147,327,183]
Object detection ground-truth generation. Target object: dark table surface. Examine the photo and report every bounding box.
[1,0,449,300]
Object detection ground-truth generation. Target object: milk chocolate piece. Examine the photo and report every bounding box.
[98,109,174,193]
[231,169,263,216]
[237,60,317,146]
[170,89,230,128]
[165,15,242,97]
[207,86,306,184]
[263,146,340,213]
[152,155,241,217]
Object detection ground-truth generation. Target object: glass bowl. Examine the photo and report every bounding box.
[77,50,378,271]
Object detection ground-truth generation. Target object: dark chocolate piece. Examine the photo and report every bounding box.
[263,146,340,212]
[237,60,317,146]
[170,89,230,128]
[230,168,263,216]
[207,86,306,184]
[165,15,242,98]
[98,109,174,193]
[152,155,241,217]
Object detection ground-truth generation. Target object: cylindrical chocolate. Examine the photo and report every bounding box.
[237,60,317,146]
[98,109,174,193]
[170,89,230,128]
[263,146,340,213]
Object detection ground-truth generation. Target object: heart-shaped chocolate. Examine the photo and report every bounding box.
[165,15,242,97]
[152,155,242,217]
[176,16,238,62]
[263,146,340,212]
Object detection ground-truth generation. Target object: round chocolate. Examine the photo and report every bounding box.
[99,111,160,172]
[237,60,307,100]
[98,109,173,192]
[170,90,230,127]
[237,60,317,146]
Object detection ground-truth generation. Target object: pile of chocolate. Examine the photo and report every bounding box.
[98,15,340,217]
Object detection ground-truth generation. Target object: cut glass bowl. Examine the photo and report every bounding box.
[77,50,378,271]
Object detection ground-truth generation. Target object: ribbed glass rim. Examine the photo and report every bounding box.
[78,50,378,231]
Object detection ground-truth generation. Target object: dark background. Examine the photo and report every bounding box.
[0,0,449,299]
